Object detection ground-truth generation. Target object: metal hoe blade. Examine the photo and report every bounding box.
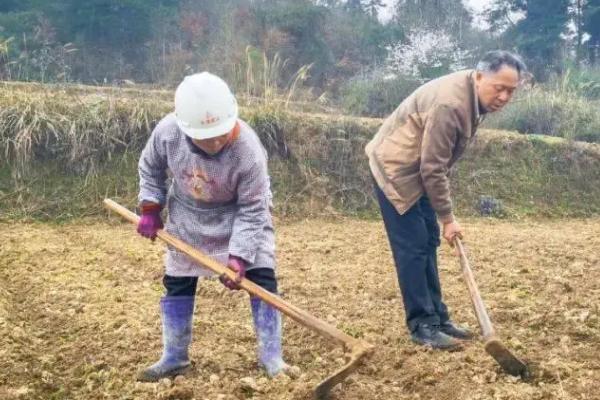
[484,338,530,378]
[315,343,374,399]
[455,238,530,379]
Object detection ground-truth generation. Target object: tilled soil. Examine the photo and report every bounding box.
[0,217,599,400]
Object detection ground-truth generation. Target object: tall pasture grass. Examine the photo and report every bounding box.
[0,83,170,179]
[339,71,421,117]
[231,47,319,111]
[486,69,600,143]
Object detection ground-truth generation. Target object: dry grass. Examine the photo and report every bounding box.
[0,82,169,179]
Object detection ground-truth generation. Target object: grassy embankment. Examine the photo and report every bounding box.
[1,82,599,221]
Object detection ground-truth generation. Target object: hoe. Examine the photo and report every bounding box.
[454,237,530,378]
[104,198,374,399]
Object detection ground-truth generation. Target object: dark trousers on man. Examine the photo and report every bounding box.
[374,182,450,332]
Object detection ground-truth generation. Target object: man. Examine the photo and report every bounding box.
[136,72,288,380]
[365,51,527,349]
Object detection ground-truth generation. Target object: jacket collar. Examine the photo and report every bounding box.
[468,70,485,126]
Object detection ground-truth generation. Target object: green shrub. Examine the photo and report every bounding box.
[485,85,600,143]
[339,73,420,117]
[557,67,600,100]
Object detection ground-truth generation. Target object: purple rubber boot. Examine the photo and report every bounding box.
[137,296,194,382]
[250,297,289,376]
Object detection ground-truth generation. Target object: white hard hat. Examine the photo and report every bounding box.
[174,72,239,140]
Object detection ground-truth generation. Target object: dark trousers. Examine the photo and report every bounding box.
[374,182,449,332]
[164,268,278,296]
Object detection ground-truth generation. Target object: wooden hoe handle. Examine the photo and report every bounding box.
[454,237,496,339]
[103,198,368,351]
[454,238,529,378]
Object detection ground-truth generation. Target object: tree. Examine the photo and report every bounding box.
[386,29,471,81]
[515,0,569,77]
[363,0,385,18]
[251,0,333,85]
[0,0,24,13]
[321,6,402,87]
[485,0,569,79]
[484,0,526,33]
[572,0,585,65]
[326,0,384,18]
[583,0,600,64]
[345,0,364,12]
[393,0,473,40]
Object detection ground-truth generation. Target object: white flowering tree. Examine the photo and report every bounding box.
[385,29,471,82]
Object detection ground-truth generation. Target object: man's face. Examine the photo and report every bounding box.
[192,132,230,155]
[474,65,520,113]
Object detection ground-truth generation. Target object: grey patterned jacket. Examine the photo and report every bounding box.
[138,113,275,277]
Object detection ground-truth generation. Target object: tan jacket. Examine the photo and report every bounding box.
[365,70,483,223]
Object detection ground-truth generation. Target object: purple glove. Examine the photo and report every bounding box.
[220,255,246,290]
[136,202,163,241]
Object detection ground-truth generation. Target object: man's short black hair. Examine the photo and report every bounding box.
[476,50,527,77]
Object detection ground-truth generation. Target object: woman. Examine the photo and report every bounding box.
[136,72,288,381]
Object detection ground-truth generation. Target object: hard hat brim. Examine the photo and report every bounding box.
[177,115,238,140]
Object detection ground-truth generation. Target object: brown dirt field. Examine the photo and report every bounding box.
[1,217,599,400]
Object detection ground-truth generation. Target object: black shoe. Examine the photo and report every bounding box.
[439,321,474,340]
[410,323,462,350]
